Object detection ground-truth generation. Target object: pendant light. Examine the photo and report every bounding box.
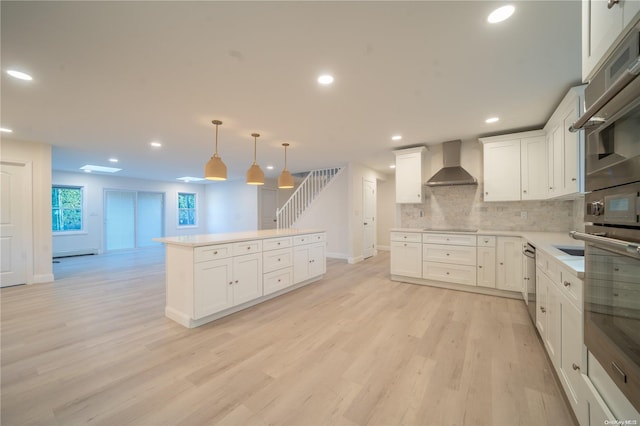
[204,120,227,180]
[278,143,294,189]
[246,133,265,185]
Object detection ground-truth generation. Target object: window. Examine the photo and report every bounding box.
[178,192,196,226]
[52,186,83,232]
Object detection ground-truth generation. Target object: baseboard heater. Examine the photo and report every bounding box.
[53,249,99,259]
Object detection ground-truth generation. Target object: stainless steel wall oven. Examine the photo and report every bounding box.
[571,21,640,413]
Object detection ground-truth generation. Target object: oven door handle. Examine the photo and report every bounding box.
[570,231,640,257]
[569,58,640,132]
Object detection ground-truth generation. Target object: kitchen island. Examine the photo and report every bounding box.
[155,229,326,328]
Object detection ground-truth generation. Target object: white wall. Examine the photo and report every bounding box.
[294,170,349,259]
[52,171,208,256]
[1,138,53,284]
[376,174,396,250]
[206,179,259,233]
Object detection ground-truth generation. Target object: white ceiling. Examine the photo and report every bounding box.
[1,1,582,183]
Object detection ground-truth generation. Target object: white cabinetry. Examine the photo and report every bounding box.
[495,237,523,292]
[582,0,640,81]
[422,233,477,287]
[480,130,546,202]
[476,236,496,288]
[162,230,326,328]
[544,86,586,198]
[390,232,422,278]
[536,251,588,425]
[393,147,427,204]
[293,233,326,283]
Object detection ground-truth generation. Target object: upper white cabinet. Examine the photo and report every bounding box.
[479,130,546,202]
[544,86,586,198]
[394,147,427,204]
[582,0,640,81]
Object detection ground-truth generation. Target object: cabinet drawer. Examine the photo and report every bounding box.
[423,261,477,286]
[263,267,293,296]
[422,233,476,246]
[423,244,477,266]
[263,237,292,251]
[232,240,262,256]
[194,244,232,263]
[477,235,496,247]
[294,233,325,246]
[263,247,293,273]
[559,267,583,310]
[390,232,422,243]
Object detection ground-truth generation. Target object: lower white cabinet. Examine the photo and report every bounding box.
[294,242,326,283]
[194,252,262,319]
[263,268,293,296]
[496,236,523,292]
[477,236,496,288]
[390,240,422,278]
[422,234,477,287]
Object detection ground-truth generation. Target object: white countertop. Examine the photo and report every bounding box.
[154,228,325,247]
[391,228,584,277]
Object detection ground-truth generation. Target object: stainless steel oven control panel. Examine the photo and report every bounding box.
[585,181,640,225]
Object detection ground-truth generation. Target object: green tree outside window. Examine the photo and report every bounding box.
[52,186,83,231]
[178,192,196,226]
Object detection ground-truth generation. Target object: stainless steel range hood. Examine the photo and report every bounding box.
[426,140,478,187]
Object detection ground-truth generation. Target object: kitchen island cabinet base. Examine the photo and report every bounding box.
[166,274,323,328]
[390,274,522,300]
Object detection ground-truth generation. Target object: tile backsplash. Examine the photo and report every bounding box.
[400,183,583,232]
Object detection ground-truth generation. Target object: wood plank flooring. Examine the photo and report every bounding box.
[1,248,576,425]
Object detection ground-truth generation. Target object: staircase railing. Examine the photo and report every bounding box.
[276,166,344,229]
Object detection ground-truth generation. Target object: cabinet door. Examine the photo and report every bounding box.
[483,140,521,201]
[549,126,564,197]
[293,246,310,283]
[521,135,548,200]
[395,150,423,203]
[194,258,233,319]
[546,281,561,369]
[496,237,523,292]
[562,102,580,195]
[308,242,326,278]
[582,0,623,80]
[560,299,584,415]
[390,241,422,278]
[232,253,262,305]
[477,246,496,288]
[536,272,548,338]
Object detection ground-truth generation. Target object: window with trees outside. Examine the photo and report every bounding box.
[178,192,197,226]
[52,186,83,232]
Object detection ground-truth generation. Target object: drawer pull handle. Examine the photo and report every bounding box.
[278,258,281,262]
[608,0,620,9]
[572,363,580,371]
[563,281,571,287]
[229,281,233,285]
[540,306,546,313]
[446,272,450,275]
[214,251,218,255]
[278,279,281,282]
[235,280,238,284]
[446,253,450,256]
[478,265,483,269]
[611,361,627,383]
[277,242,281,245]
[247,247,251,250]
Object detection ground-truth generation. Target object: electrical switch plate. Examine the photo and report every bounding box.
[520,211,528,219]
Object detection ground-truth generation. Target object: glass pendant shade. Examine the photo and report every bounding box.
[246,133,265,185]
[205,120,227,181]
[278,143,294,188]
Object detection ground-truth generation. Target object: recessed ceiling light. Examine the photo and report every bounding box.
[150,141,162,147]
[317,74,334,85]
[391,135,402,141]
[177,176,205,182]
[485,117,500,124]
[7,70,33,81]
[80,165,122,173]
[0,127,13,133]
[266,165,274,170]
[84,169,92,173]
[108,158,119,163]
[390,164,396,169]
[488,5,515,24]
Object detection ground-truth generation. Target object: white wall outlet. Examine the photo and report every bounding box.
[520,211,528,219]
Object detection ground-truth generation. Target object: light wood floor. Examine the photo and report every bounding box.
[1,248,576,426]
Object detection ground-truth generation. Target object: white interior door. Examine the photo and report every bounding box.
[363,178,376,259]
[136,192,164,246]
[105,190,136,251]
[260,188,277,230]
[0,162,27,287]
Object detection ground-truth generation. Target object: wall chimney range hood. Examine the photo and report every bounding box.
[426,140,478,187]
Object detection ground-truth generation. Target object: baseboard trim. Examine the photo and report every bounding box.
[377,245,390,251]
[348,255,364,264]
[30,274,55,284]
[53,249,99,258]
[390,274,522,300]
[326,252,349,260]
